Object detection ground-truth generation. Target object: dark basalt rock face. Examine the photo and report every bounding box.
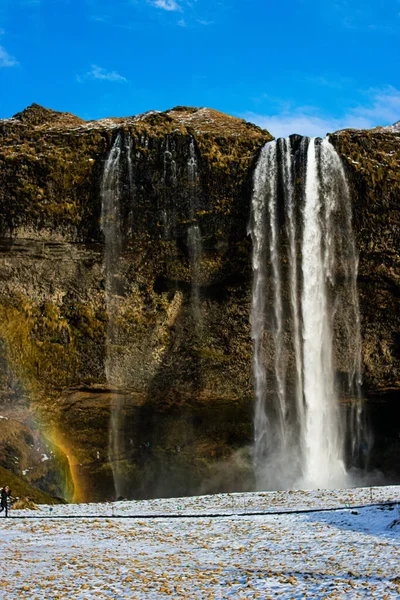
[0,104,398,501]
[329,129,400,393]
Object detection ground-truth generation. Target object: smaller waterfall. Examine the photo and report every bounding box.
[162,136,177,239]
[101,133,122,383]
[187,138,203,329]
[187,223,202,322]
[163,135,177,186]
[100,133,123,499]
[250,135,366,490]
[126,135,134,195]
[188,137,197,185]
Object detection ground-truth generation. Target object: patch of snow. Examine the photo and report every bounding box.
[133,110,161,122]
[4,486,400,599]
[378,120,400,133]
[41,454,50,462]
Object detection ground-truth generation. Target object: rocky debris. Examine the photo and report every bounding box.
[12,496,39,510]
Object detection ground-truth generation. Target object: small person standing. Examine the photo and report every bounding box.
[0,486,11,517]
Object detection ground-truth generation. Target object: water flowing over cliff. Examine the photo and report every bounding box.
[0,104,398,502]
[250,136,368,490]
[100,133,207,497]
[100,132,124,497]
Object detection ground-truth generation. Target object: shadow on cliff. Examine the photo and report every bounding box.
[123,151,260,500]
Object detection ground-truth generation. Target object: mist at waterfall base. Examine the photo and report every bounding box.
[249,135,371,492]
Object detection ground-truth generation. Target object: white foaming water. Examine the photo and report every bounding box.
[319,139,366,466]
[301,138,345,488]
[280,138,305,463]
[251,136,365,490]
[249,142,274,470]
[267,142,287,444]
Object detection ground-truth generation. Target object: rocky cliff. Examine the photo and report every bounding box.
[0,104,398,501]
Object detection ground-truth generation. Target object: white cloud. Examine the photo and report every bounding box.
[243,86,400,138]
[79,64,128,83]
[150,0,181,11]
[243,112,342,138]
[351,86,400,125]
[0,45,18,68]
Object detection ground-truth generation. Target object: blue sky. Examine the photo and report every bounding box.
[0,0,399,136]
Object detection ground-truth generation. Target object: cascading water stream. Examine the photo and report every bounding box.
[101,134,122,383]
[162,136,177,239]
[267,142,287,444]
[319,141,367,467]
[301,138,345,487]
[100,133,124,498]
[250,143,273,469]
[280,138,305,454]
[250,135,365,490]
[187,138,203,329]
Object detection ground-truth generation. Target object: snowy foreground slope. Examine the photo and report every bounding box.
[2,487,400,599]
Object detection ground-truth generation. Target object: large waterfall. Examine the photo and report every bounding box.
[250,136,366,490]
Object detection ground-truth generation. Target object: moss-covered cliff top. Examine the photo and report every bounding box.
[1,103,272,141]
[330,125,400,189]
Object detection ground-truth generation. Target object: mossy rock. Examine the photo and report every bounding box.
[0,465,64,505]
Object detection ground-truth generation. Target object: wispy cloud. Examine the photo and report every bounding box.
[0,29,18,68]
[78,64,128,83]
[243,111,344,138]
[149,0,181,11]
[351,86,400,125]
[317,0,400,33]
[0,46,18,68]
[306,74,353,90]
[148,0,213,24]
[243,86,400,137]
[197,19,214,26]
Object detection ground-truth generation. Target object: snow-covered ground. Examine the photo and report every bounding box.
[2,486,399,599]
